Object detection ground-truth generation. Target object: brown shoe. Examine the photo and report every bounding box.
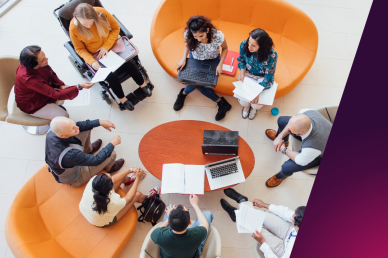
[108,159,125,173]
[265,129,289,147]
[89,139,102,154]
[266,174,285,188]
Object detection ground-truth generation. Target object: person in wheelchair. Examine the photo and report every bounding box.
[69,3,153,111]
[15,45,94,120]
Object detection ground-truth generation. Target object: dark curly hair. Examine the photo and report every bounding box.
[19,45,42,69]
[185,15,217,51]
[92,174,114,215]
[294,206,306,228]
[243,28,273,63]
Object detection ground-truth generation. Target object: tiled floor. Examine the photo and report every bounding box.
[0,0,372,257]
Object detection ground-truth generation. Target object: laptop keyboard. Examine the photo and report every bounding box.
[209,162,239,179]
[204,139,236,145]
[180,68,215,83]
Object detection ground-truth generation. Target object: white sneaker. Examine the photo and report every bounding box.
[146,186,160,199]
[249,109,257,120]
[242,107,250,119]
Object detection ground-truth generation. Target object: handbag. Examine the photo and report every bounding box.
[137,194,166,226]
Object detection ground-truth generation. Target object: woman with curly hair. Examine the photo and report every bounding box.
[237,29,278,120]
[174,15,231,121]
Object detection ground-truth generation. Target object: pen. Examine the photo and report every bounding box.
[230,57,234,67]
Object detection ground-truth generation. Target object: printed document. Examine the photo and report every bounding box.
[232,77,264,102]
[91,66,115,83]
[161,164,205,195]
[235,202,266,233]
[99,50,126,72]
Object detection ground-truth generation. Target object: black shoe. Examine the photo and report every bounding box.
[122,100,134,111]
[88,139,102,154]
[108,159,125,173]
[221,199,237,222]
[141,83,153,97]
[173,88,187,111]
[215,97,232,121]
[224,188,248,204]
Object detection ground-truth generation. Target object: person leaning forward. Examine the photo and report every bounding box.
[265,109,332,187]
[15,45,94,120]
[45,117,124,187]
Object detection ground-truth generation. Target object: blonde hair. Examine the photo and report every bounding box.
[73,3,111,40]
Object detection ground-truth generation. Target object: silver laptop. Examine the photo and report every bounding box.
[205,157,245,190]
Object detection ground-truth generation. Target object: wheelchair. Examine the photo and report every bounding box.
[53,0,153,111]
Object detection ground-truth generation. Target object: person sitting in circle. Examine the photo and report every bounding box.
[174,15,232,121]
[69,3,153,111]
[79,168,159,228]
[237,28,278,120]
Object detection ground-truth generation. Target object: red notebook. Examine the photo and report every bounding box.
[222,50,240,76]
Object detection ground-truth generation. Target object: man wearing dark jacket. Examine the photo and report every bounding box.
[45,116,124,187]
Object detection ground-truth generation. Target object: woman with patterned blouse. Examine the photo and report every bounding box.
[237,29,278,120]
[173,15,232,121]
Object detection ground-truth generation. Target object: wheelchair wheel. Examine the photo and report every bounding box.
[100,90,112,105]
[68,55,86,78]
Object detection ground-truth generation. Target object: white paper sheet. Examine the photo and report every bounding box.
[99,50,126,72]
[63,88,90,107]
[184,165,205,195]
[258,81,278,106]
[161,164,185,194]
[222,64,233,72]
[232,77,264,102]
[235,203,266,234]
[91,67,115,83]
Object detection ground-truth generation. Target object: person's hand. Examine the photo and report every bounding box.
[177,58,186,71]
[250,96,259,104]
[252,230,265,244]
[216,64,222,75]
[238,70,245,82]
[97,46,109,59]
[253,199,269,209]
[110,135,121,146]
[280,143,286,152]
[60,85,67,90]
[135,168,145,179]
[273,136,284,152]
[92,61,101,70]
[99,120,115,132]
[165,204,176,217]
[189,194,199,207]
[79,82,95,89]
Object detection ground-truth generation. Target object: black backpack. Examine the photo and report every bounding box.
[137,194,166,226]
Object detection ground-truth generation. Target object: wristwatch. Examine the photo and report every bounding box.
[77,84,83,91]
[281,147,287,155]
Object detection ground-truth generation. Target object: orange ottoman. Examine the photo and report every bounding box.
[5,165,137,258]
[150,0,318,98]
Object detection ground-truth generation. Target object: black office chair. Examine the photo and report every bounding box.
[53,0,153,111]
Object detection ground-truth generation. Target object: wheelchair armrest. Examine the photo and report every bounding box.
[64,41,87,69]
[113,14,133,40]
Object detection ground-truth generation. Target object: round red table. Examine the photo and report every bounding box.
[139,120,255,191]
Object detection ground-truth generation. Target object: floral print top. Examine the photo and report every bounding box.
[237,40,278,89]
[184,29,225,60]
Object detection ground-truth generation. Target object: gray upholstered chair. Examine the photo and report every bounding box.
[139,221,222,258]
[0,56,50,134]
[291,106,338,175]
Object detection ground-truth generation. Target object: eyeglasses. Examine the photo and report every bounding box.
[288,129,300,138]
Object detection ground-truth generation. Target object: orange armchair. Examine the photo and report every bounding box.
[5,165,138,258]
[150,0,318,98]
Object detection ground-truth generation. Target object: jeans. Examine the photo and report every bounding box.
[275,116,322,179]
[162,211,214,256]
[183,52,220,102]
[105,60,144,99]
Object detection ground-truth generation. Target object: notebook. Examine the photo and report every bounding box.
[222,50,239,76]
[161,164,205,195]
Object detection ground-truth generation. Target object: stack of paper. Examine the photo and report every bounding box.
[233,77,265,103]
[99,50,126,72]
[235,203,266,233]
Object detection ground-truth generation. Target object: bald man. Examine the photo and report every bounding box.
[45,117,124,187]
[264,109,332,187]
